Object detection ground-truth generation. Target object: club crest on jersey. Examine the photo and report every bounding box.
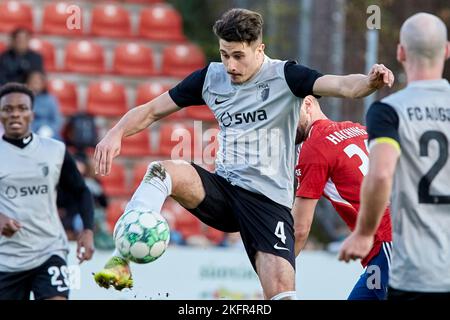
[39,163,49,177]
[256,83,270,102]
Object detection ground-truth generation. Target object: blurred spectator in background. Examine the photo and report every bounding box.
[26,70,63,140]
[62,112,98,154]
[0,28,43,85]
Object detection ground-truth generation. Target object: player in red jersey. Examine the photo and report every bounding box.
[293,95,392,300]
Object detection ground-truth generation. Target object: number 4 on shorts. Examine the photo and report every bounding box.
[274,221,287,244]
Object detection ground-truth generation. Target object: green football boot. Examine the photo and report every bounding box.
[93,256,133,291]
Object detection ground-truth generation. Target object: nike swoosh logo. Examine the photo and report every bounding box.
[215,97,230,105]
[273,243,290,251]
[23,136,32,144]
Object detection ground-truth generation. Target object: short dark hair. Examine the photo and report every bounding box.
[213,8,263,44]
[0,82,34,107]
[10,27,31,40]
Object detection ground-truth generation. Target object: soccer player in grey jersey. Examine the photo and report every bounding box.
[0,83,95,300]
[94,8,394,299]
[339,13,450,300]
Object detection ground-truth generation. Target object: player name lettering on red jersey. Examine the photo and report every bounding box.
[325,127,367,145]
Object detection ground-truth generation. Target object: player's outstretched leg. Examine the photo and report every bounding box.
[94,160,205,290]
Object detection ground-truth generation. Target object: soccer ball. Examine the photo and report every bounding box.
[113,209,170,264]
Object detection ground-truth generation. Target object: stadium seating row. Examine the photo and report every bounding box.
[47,78,216,120]
[13,39,205,77]
[0,1,184,41]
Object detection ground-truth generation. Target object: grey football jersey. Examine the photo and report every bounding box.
[0,135,69,272]
[379,79,450,292]
[169,56,322,208]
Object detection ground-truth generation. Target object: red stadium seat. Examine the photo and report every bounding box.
[131,162,149,191]
[135,82,172,106]
[47,79,78,116]
[161,44,205,77]
[121,129,152,157]
[42,2,83,35]
[29,38,56,71]
[0,1,33,32]
[91,4,131,38]
[135,82,186,120]
[106,199,128,232]
[205,227,226,246]
[185,105,216,122]
[65,40,104,74]
[162,198,202,240]
[87,80,126,117]
[174,210,202,240]
[113,43,156,76]
[158,123,197,158]
[98,162,128,197]
[138,5,184,41]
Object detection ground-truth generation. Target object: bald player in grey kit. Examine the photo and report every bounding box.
[339,13,450,300]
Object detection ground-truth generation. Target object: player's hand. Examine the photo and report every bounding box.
[0,213,21,237]
[338,232,374,263]
[94,129,122,176]
[77,229,95,264]
[367,64,394,89]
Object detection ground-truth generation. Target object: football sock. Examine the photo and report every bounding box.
[125,161,172,213]
[270,291,297,300]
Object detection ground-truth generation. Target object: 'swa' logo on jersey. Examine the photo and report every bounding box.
[256,83,270,102]
[220,110,268,127]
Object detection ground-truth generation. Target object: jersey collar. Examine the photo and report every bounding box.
[407,79,449,89]
[2,133,34,149]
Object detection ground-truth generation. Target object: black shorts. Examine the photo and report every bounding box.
[0,255,70,300]
[388,286,450,300]
[187,163,295,271]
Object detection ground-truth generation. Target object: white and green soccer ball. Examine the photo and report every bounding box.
[113,209,170,264]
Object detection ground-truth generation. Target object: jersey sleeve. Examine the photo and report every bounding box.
[295,143,329,199]
[284,61,323,98]
[58,150,94,230]
[168,65,209,108]
[366,101,401,152]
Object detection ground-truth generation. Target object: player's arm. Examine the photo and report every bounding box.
[59,150,95,263]
[339,102,400,262]
[94,66,208,176]
[312,64,394,98]
[293,144,329,257]
[292,197,319,256]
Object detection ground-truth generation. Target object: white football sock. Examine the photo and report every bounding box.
[125,161,172,213]
[270,291,297,300]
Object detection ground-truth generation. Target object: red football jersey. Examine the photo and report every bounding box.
[295,119,392,266]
